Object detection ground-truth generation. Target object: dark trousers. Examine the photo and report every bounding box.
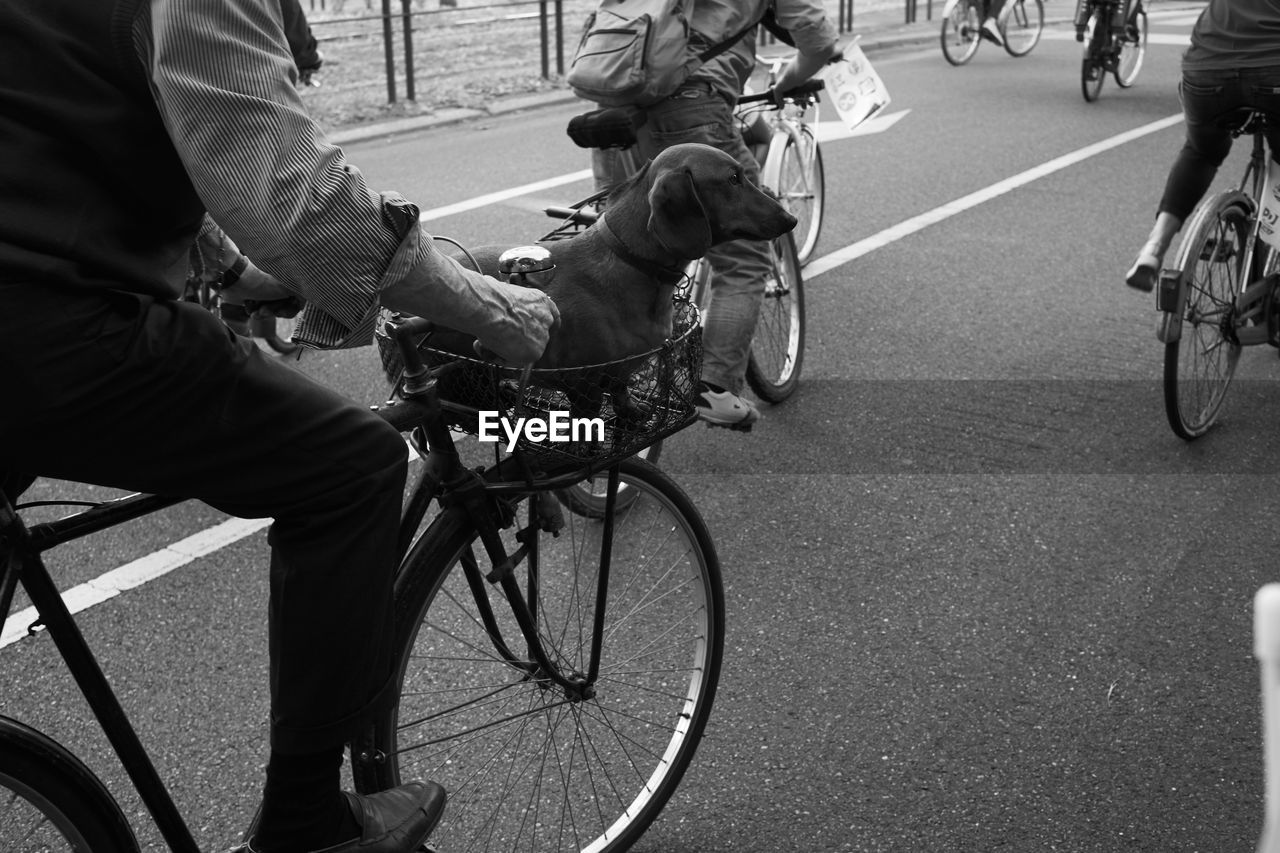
[0,282,407,754]
[1160,66,1280,220]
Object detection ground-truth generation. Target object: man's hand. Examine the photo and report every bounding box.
[218,261,294,305]
[380,245,561,366]
[474,279,559,365]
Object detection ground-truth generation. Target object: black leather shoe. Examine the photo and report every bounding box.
[228,782,446,853]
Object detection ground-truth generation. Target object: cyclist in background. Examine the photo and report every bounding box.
[980,0,1008,46]
[1126,0,1280,292]
[630,0,839,429]
[0,3,557,853]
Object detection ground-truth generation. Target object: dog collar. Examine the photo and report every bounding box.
[597,214,689,282]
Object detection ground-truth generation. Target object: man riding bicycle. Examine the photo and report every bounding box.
[621,0,839,429]
[0,1,558,852]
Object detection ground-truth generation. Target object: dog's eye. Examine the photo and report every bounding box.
[729,170,743,185]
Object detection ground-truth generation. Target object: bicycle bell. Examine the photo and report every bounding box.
[498,245,555,286]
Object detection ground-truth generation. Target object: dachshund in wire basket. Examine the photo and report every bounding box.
[445,141,798,421]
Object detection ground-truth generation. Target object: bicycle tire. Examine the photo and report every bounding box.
[1000,0,1044,57]
[1113,5,1147,88]
[746,231,805,403]
[0,716,139,852]
[1162,191,1251,440]
[777,129,824,267]
[358,457,724,853]
[941,0,982,66]
[1081,10,1107,102]
[555,440,662,518]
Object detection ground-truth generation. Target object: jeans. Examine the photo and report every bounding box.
[634,84,775,395]
[0,282,406,754]
[1160,66,1280,220]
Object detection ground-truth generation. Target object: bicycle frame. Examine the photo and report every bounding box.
[0,319,639,850]
[0,490,199,852]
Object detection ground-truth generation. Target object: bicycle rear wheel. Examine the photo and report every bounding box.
[1162,191,1251,440]
[941,0,981,66]
[1000,0,1044,56]
[777,127,824,266]
[746,232,805,403]
[1081,10,1107,102]
[360,457,724,853]
[0,717,139,852]
[1113,5,1147,88]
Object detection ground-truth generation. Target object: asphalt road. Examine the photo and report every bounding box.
[7,6,1280,852]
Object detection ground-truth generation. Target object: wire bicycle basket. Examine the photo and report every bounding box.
[376,300,702,468]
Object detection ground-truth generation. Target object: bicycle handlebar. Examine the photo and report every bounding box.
[737,78,825,106]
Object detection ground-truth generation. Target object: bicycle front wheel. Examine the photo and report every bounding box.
[1162,191,1251,440]
[361,457,724,853]
[746,231,805,403]
[1113,5,1147,87]
[777,127,825,266]
[0,717,139,853]
[1000,0,1044,56]
[941,0,981,66]
[1081,10,1107,102]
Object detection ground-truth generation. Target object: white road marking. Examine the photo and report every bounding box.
[815,109,911,143]
[1,113,1188,647]
[804,112,1183,279]
[419,169,593,222]
[1,517,272,649]
[1040,29,1189,45]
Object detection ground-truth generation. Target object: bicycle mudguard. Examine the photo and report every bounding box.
[1155,269,1183,343]
[567,107,647,150]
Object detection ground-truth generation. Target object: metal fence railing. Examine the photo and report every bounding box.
[300,0,873,107]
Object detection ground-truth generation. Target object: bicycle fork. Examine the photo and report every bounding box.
[451,466,622,701]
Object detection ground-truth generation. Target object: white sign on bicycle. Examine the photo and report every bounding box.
[823,41,892,131]
[1260,161,1280,251]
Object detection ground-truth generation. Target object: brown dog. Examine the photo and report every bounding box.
[453,142,797,419]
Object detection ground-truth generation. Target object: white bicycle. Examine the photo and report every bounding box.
[941,0,1045,65]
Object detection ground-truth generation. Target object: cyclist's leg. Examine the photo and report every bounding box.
[0,284,436,850]
[981,0,1005,42]
[636,85,769,425]
[1127,71,1237,290]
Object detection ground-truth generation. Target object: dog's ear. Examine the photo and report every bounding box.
[647,167,712,259]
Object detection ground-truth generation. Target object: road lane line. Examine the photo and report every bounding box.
[0,114,1185,648]
[418,169,593,222]
[0,517,271,649]
[1040,30,1190,45]
[803,112,1184,280]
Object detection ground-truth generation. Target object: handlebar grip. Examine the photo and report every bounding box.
[738,78,826,105]
[544,205,599,226]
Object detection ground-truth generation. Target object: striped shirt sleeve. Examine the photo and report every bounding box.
[140,0,417,348]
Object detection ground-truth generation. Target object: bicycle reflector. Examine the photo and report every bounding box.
[1156,269,1182,314]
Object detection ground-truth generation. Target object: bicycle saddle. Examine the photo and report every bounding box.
[1215,107,1266,136]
